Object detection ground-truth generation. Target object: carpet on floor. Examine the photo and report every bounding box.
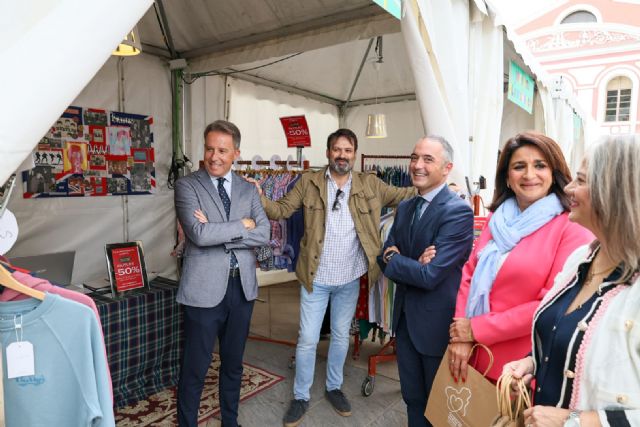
[115,353,284,426]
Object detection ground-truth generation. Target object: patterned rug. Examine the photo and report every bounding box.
[115,354,284,426]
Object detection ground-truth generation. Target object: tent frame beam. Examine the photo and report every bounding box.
[340,38,375,116]
[155,0,179,59]
[141,43,172,59]
[346,93,417,107]
[226,70,416,110]
[228,71,344,106]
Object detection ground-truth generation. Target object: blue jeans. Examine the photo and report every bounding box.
[293,279,360,401]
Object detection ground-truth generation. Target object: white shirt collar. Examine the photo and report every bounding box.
[325,167,352,188]
[210,169,233,183]
[420,182,446,203]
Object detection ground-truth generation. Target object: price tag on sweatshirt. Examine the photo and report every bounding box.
[6,341,34,378]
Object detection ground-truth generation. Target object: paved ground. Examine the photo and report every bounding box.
[200,282,407,427]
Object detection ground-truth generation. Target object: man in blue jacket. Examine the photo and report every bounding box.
[379,136,474,427]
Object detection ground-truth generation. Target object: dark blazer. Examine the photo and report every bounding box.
[174,168,270,308]
[379,186,474,356]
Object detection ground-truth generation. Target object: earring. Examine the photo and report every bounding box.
[506,182,510,189]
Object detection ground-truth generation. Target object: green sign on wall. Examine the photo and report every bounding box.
[508,61,534,114]
[373,0,401,20]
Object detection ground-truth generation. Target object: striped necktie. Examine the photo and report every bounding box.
[410,197,426,236]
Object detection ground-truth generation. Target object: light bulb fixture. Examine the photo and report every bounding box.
[113,26,142,56]
[366,113,387,138]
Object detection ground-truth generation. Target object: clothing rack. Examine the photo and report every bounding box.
[353,155,412,397]
[361,154,411,171]
[234,161,307,358]
[198,159,309,171]
[234,169,305,175]
[235,159,309,170]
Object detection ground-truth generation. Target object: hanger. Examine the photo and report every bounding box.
[0,264,45,300]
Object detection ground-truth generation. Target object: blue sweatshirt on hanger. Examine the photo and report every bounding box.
[0,293,114,426]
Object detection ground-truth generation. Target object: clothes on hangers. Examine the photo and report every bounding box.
[0,271,100,322]
[353,159,411,338]
[238,170,304,272]
[285,177,304,272]
[365,164,412,188]
[0,293,114,426]
[369,213,397,333]
[354,212,398,342]
[364,163,412,216]
[0,270,113,400]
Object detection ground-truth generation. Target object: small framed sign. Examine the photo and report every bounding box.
[105,241,149,295]
[279,115,311,147]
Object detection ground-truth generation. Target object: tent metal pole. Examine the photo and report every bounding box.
[339,38,375,121]
[224,75,230,120]
[344,93,417,108]
[171,68,185,177]
[117,57,130,242]
[155,0,178,59]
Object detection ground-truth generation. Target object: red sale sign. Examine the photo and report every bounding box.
[279,116,311,147]
[111,246,145,292]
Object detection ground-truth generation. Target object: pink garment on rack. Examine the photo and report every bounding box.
[0,270,113,399]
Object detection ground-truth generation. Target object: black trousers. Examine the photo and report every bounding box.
[177,274,254,427]
[395,312,441,427]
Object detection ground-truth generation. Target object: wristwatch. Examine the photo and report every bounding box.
[384,250,399,263]
[563,411,581,427]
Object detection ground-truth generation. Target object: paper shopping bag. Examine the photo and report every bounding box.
[425,344,500,427]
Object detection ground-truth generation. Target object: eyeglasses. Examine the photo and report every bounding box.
[332,189,343,211]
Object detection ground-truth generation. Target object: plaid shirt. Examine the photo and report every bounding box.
[315,171,368,285]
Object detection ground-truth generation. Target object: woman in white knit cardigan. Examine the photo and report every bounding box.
[504,134,640,427]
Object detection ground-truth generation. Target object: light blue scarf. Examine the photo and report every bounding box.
[465,194,564,317]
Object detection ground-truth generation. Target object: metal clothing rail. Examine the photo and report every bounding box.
[360,154,411,171]
[199,159,310,170]
[235,160,309,169]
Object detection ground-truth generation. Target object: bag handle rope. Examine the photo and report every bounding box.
[495,372,532,422]
[468,343,494,377]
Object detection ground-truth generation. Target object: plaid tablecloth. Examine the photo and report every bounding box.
[92,276,183,408]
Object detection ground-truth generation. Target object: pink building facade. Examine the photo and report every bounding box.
[515,0,640,137]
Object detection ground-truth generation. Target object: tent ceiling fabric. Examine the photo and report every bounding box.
[138,0,387,58]
[134,0,408,105]
[0,0,153,186]
[214,33,416,103]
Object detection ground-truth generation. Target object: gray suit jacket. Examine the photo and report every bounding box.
[174,168,270,308]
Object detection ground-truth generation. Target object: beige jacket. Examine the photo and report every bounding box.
[262,167,415,293]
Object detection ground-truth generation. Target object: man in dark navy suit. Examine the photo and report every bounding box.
[379,136,474,427]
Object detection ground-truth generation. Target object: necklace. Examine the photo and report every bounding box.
[585,266,614,284]
[574,266,615,311]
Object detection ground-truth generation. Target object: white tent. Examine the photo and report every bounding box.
[1,0,582,284]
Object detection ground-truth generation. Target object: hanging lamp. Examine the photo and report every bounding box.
[113,26,142,56]
[366,36,387,138]
[366,113,387,138]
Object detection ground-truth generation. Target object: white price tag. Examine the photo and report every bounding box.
[0,209,18,255]
[6,341,34,379]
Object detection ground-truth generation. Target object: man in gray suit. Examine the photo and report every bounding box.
[174,120,270,427]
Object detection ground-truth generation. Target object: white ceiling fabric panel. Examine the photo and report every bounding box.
[0,0,153,185]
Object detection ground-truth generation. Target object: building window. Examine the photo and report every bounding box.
[605,77,632,122]
[561,10,597,24]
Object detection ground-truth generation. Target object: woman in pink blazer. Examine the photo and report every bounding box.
[448,132,593,382]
